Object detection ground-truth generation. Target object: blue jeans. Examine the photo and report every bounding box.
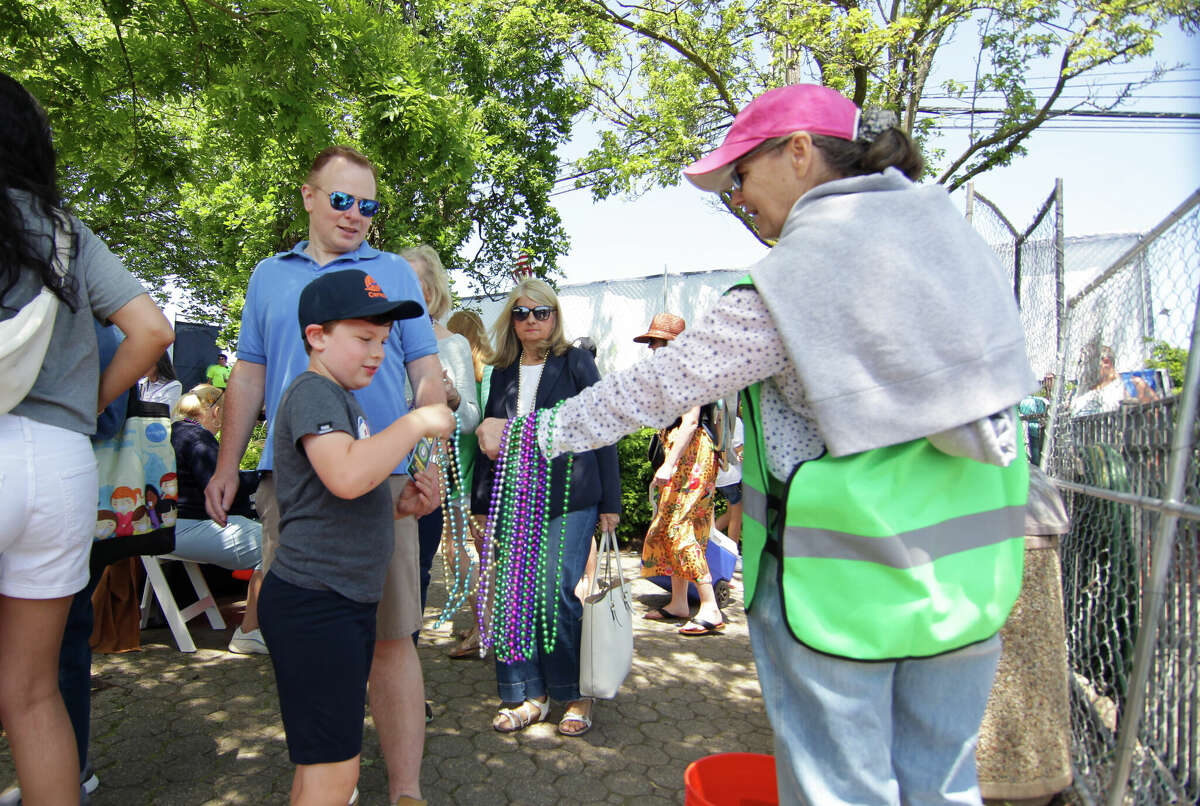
[495,506,597,704]
[417,506,443,615]
[171,516,262,570]
[60,570,100,770]
[749,553,1000,806]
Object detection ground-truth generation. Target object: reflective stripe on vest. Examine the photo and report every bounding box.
[730,276,1027,661]
[741,481,1023,567]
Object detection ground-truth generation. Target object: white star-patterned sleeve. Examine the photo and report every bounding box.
[539,287,826,478]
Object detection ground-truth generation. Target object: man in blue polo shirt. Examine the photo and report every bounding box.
[206,146,443,806]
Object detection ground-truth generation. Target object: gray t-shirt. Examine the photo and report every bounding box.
[272,371,394,603]
[3,191,146,434]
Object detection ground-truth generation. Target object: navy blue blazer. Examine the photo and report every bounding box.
[471,346,621,517]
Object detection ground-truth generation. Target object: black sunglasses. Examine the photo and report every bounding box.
[730,137,791,192]
[314,185,380,217]
[512,305,555,322]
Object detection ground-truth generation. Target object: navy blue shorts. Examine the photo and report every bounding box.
[258,571,377,765]
[718,482,743,505]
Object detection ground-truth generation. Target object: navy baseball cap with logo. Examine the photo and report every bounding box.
[298,269,425,335]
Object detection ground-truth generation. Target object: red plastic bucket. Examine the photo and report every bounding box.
[684,752,778,806]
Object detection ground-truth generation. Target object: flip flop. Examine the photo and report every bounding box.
[679,618,726,636]
[447,635,481,659]
[643,606,688,622]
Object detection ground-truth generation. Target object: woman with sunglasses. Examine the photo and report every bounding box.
[470,277,621,737]
[478,85,1034,804]
[171,384,268,654]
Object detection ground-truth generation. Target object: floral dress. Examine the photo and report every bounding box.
[641,421,718,581]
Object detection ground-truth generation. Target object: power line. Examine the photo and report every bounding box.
[919,107,1200,120]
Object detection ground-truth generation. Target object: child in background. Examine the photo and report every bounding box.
[257,269,454,806]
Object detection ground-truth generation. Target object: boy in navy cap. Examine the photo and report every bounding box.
[257,269,454,805]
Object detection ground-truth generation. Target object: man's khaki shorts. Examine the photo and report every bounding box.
[257,473,421,639]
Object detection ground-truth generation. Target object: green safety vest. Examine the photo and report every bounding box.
[734,278,1027,661]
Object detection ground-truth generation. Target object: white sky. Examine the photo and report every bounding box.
[544,23,1200,287]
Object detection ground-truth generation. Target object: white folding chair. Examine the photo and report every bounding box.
[139,554,226,653]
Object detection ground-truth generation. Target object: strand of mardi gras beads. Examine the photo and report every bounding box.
[508,412,534,660]
[493,414,525,661]
[477,416,515,654]
[498,414,527,663]
[496,349,545,662]
[531,407,554,656]
[484,408,573,665]
[540,401,572,655]
[518,411,547,660]
[432,413,473,629]
[517,410,546,660]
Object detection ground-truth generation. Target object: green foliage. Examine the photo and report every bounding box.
[1,0,588,335]
[238,421,268,471]
[563,0,1197,242]
[615,427,657,547]
[1144,338,1189,390]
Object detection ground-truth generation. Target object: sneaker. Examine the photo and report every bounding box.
[81,763,99,795]
[0,764,98,804]
[228,625,269,655]
[425,701,433,723]
[348,785,359,805]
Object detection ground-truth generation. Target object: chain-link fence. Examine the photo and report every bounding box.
[970,184,1200,805]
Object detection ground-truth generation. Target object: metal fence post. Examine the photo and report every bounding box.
[1042,179,1067,471]
[1106,290,1200,805]
[1054,179,1065,359]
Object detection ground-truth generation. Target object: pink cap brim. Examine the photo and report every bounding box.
[683,138,763,192]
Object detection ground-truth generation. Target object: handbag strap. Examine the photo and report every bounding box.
[593,529,628,593]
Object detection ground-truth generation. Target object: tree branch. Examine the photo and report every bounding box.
[939,11,1152,190]
[577,0,739,117]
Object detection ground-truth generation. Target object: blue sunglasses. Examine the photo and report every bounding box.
[315,186,381,217]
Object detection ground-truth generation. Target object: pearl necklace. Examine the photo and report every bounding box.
[478,398,573,663]
[516,347,547,416]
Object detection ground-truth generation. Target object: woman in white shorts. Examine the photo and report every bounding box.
[0,73,173,803]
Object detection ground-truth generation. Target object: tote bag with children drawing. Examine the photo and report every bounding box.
[91,398,177,568]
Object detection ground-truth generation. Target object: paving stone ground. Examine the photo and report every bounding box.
[0,553,774,804]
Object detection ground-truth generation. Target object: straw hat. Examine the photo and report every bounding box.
[633,313,686,343]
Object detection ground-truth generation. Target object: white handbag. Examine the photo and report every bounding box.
[579,529,634,699]
[0,216,71,414]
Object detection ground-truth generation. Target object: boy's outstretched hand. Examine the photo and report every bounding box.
[419,403,457,439]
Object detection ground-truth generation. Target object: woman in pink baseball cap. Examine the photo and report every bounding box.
[478,83,1035,805]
